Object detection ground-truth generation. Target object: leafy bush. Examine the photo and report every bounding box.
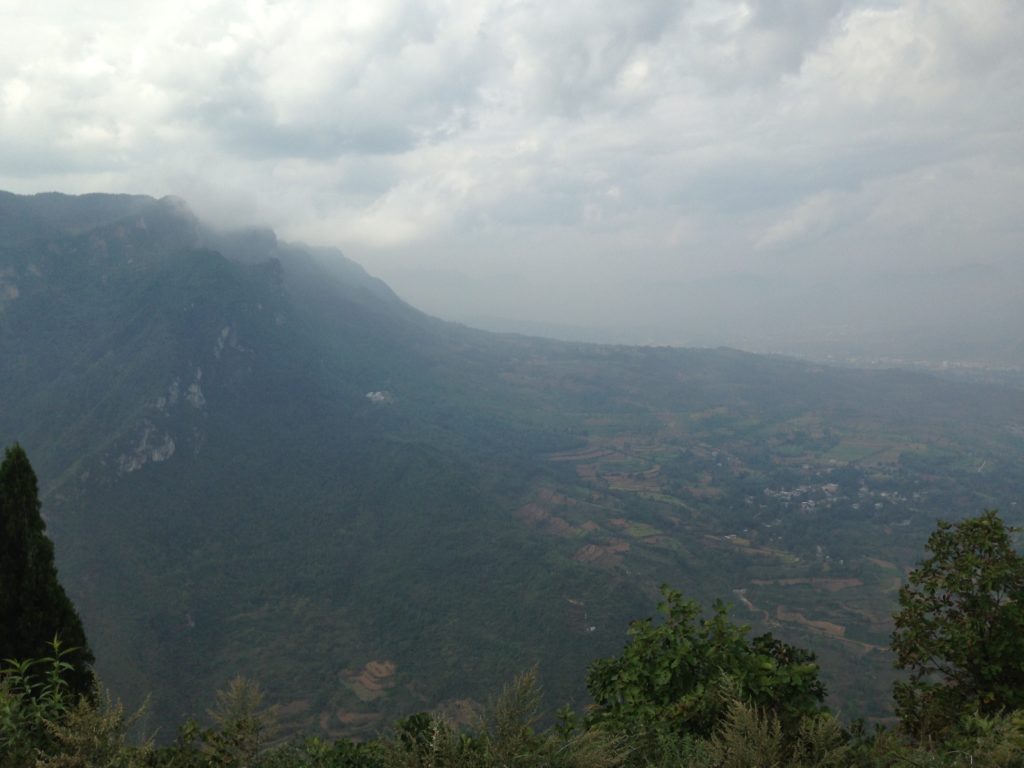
[1,639,77,766]
[586,585,826,757]
[379,669,623,768]
[35,689,150,768]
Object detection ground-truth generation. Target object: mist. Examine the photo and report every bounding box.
[2,0,1022,367]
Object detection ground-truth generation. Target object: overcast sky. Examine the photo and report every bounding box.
[2,0,1022,355]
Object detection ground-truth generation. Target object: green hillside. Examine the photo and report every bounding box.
[1,191,1022,738]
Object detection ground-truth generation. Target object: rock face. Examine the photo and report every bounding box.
[186,369,205,409]
[117,422,175,475]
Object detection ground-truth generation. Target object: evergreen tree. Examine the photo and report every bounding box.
[0,443,94,697]
[892,510,1024,737]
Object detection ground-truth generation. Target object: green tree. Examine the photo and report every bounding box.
[585,586,825,750]
[203,675,271,767]
[892,509,1024,737]
[0,640,77,766]
[0,443,94,698]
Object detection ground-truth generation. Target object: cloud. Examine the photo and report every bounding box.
[754,190,848,251]
[0,0,1022,346]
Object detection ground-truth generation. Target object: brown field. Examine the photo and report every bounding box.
[688,485,723,499]
[703,535,783,559]
[751,577,864,592]
[775,607,846,638]
[548,447,614,462]
[514,497,586,538]
[515,503,548,524]
[606,473,661,491]
[573,540,630,569]
[543,516,575,536]
[273,699,312,719]
[537,488,577,505]
[342,659,397,702]
[840,603,894,631]
[335,710,382,727]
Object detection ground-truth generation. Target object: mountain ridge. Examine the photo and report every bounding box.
[2,190,1022,738]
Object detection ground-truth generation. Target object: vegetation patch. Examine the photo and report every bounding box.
[573,541,629,568]
[341,660,397,703]
[775,607,846,638]
[750,577,864,592]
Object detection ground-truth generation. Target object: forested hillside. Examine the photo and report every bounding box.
[1,191,1022,738]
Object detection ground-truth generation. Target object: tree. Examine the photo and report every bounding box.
[586,585,826,747]
[0,443,94,698]
[891,509,1024,737]
[202,675,272,766]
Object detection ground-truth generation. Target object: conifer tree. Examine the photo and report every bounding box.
[0,443,94,697]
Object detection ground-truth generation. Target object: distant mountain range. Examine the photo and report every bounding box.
[2,191,1022,738]
[383,262,1024,371]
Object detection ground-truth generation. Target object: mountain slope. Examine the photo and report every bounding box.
[0,192,643,733]
[1,191,1022,735]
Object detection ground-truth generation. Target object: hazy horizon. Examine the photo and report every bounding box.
[2,1,1021,364]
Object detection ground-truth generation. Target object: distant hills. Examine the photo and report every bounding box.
[2,191,1022,738]
[386,262,1024,373]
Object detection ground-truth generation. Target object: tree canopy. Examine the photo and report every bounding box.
[586,585,826,744]
[892,509,1024,737]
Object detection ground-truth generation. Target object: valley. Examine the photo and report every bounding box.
[487,347,1024,723]
[1,191,1022,739]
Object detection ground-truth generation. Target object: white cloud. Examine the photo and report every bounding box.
[1,0,1022,350]
[755,191,846,251]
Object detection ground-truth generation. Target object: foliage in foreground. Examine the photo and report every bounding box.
[892,509,1024,738]
[0,640,83,767]
[8,650,1024,768]
[6,512,1024,766]
[586,585,826,750]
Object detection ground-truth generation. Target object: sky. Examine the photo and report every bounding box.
[1,0,1022,359]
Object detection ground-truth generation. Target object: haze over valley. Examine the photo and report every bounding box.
[2,1,1022,371]
[2,190,1023,738]
[2,0,1024,758]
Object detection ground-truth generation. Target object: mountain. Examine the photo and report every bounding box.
[0,191,643,735]
[2,191,1023,737]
